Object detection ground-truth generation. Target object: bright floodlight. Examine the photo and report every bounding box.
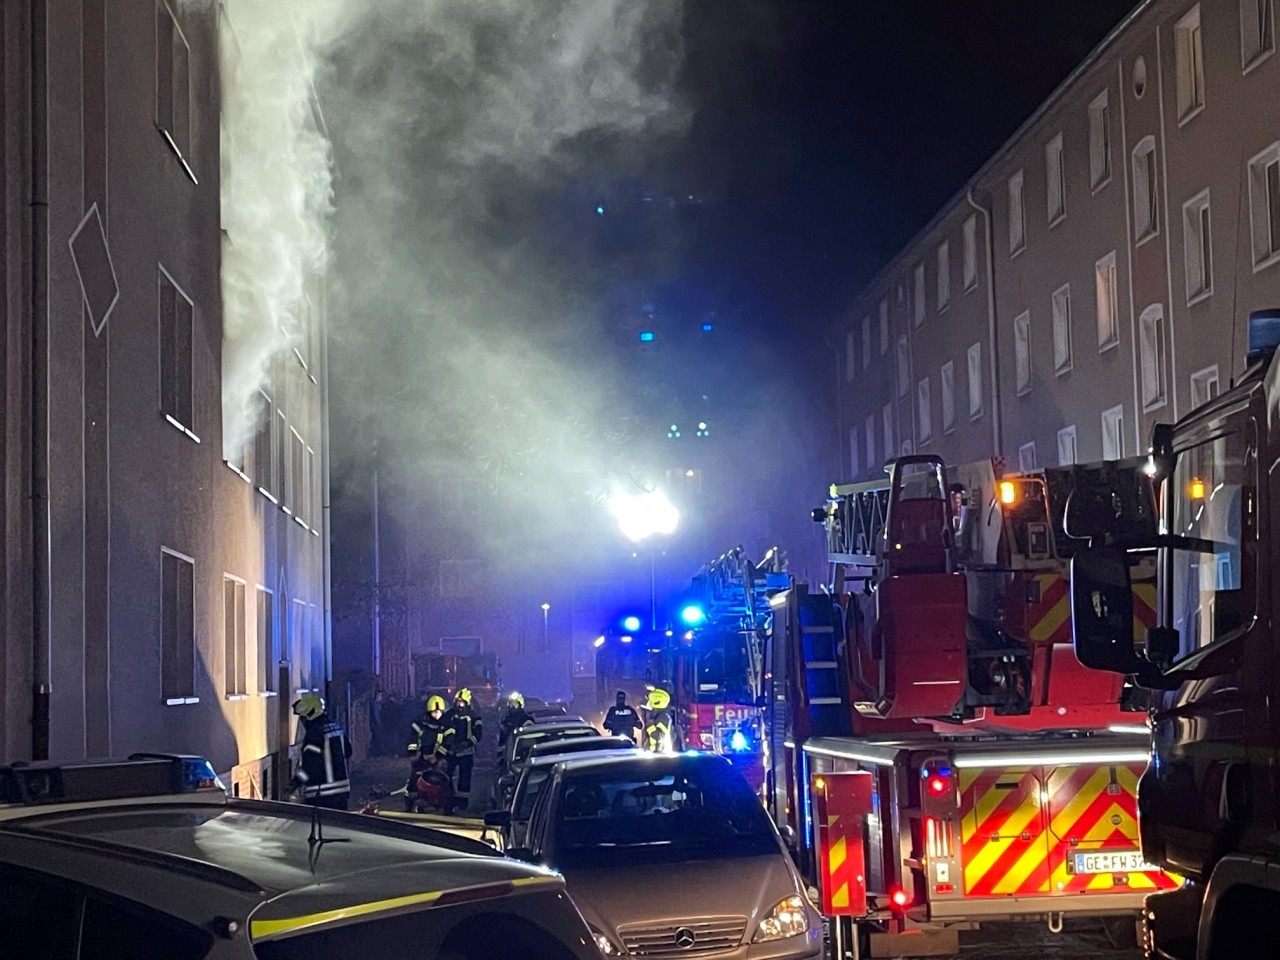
[541,602,551,611]
[622,615,643,633]
[608,489,679,543]
[680,604,705,626]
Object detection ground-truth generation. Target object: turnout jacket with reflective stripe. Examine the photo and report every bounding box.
[297,715,351,797]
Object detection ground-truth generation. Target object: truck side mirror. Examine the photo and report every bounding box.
[1070,547,1141,674]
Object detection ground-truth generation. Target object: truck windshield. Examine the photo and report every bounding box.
[1169,429,1252,655]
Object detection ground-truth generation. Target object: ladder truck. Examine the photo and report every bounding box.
[1067,308,1280,960]
[754,454,1178,957]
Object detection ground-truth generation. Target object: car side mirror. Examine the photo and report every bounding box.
[484,810,512,828]
[1071,547,1144,675]
[504,846,537,864]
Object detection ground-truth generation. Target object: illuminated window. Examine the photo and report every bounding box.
[1008,169,1025,255]
[1139,304,1167,410]
[1183,189,1213,303]
[1133,138,1159,242]
[224,575,247,698]
[1175,6,1205,122]
[1046,133,1065,224]
[1089,91,1111,190]
[257,585,277,695]
[1095,251,1120,348]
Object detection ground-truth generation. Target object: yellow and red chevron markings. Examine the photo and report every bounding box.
[958,763,1177,898]
[1018,574,1157,646]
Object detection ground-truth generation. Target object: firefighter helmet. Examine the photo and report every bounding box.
[507,691,525,709]
[425,695,446,713]
[646,688,671,711]
[455,687,473,705]
[292,692,324,720]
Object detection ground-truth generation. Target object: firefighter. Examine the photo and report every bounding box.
[602,690,642,741]
[290,692,352,810]
[405,695,449,811]
[642,688,681,753]
[441,688,483,808]
[498,691,534,749]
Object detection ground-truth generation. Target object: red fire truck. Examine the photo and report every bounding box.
[756,454,1178,957]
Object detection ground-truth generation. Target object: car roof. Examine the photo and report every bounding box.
[526,743,638,767]
[549,751,732,776]
[528,735,634,758]
[517,720,597,735]
[1,796,545,899]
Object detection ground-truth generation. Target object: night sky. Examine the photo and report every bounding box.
[650,0,1141,336]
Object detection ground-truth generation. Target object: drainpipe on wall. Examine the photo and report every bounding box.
[29,0,51,760]
[966,189,1003,460]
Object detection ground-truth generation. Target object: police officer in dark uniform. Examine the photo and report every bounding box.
[602,690,642,741]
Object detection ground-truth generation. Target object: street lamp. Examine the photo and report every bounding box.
[541,602,551,652]
[608,489,680,630]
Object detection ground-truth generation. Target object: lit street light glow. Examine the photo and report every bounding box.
[608,488,679,543]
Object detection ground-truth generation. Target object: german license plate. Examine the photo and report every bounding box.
[1070,849,1150,874]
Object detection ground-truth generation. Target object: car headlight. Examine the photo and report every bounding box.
[589,925,623,956]
[753,895,810,942]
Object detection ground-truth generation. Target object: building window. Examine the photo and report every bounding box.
[896,335,910,397]
[937,241,951,310]
[1014,311,1032,396]
[155,0,192,174]
[158,267,194,436]
[1057,425,1078,466]
[1095,251,1120,349]
[1175,6,1206,122]
[967,342,984,419]
[917,378,932,442]
[1183,189,1213,303]
[848,427,859,478]
[439,559,486,598]
[941,360,956,434]
[1139,303,1167,410]
[276,411,289,513]
[913,263,926,326]
[861,316,871,369]
[1133,137,1159,242]
[963,215,978,289]
[1089,90,1111,190]
[1008,169,1026,255]
[254,393,277,502]
[879,298,889,354]
[1241,0,1275,71]
[308,446,320,535]
[1018,442,1037,473]
[223,576,247,698]
[1247,142,1280,270]
[1052,284,1073,374]
[1101,404,1125,460]
[1190,364,1220,409]
[882,403,894,459]
[289,429,306,526]
[257,586,277,695]
[845,331,856,382]
[1046,133,1066,224]
[290,598,309,692]
[865,413,876,472]
[161,548,195,703]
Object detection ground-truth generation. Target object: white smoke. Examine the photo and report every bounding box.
[217,0,353,458]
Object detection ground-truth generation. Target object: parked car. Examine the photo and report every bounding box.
[493,720,599,808]
[487,737,638,848]
[507,752,823,959]
[0,754,601,960]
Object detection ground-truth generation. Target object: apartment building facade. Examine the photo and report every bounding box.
[1,1,329,796]
[838,0,1280,480]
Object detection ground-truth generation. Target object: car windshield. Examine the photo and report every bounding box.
[515,767,553,819]
[552,757,778,866]
[513,728,595,762]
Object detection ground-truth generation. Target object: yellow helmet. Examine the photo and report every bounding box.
[507,691,525,709]
[426,695,446,713]
[454,687,472,705]
[646,688,671,711]
[292,692,324,720]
